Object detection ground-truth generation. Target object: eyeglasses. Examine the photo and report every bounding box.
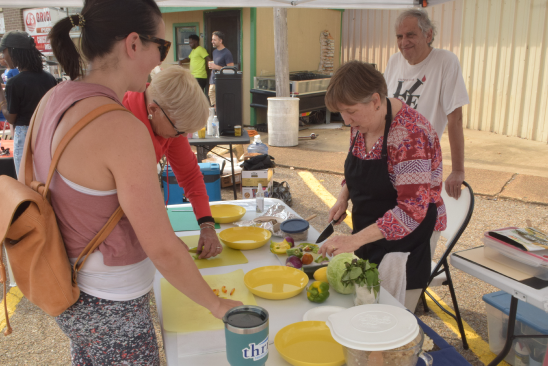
[139,34,171,62]
[153,100,184,136]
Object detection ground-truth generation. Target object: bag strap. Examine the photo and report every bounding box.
[0,241,12,335]
[43,104,129,195]
[72,206,125,282]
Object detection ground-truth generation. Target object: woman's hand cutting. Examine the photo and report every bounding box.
[328,200,348,225]
[319,235,360,257]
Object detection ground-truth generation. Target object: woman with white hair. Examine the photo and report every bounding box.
[123,66,223,258]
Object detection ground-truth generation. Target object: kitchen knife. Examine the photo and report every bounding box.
[315,219,337,244]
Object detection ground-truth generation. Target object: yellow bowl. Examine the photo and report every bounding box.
[243,266,308,300]
[218,227,272,250]
[210,204,246,224]
[275,321,345,366]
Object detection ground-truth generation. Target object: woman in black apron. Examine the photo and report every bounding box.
[319,61,444,308]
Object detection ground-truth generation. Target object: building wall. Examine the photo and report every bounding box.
[342,0,548,143]
[160,10,205,65]
[4,8,24,31]
[256,8,342,76]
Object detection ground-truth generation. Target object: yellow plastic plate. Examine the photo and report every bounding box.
[218,227,272,250]
[210,204,246,224]
[275,321,345,366]
[244,265,308,300]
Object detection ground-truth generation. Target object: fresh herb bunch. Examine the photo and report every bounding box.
[340,258,380,291]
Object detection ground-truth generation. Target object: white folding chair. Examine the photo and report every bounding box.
[421,181,474,350]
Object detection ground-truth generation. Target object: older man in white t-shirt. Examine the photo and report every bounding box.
[384,9,469,200]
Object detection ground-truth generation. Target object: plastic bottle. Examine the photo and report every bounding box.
[256,183,264,213]
[212,116,220,138]
[247,135,269,155]
[206,107,215,137]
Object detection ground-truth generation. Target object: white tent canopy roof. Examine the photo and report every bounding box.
[0,0,451,9]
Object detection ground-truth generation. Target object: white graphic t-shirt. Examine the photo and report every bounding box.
[384,48,469,138]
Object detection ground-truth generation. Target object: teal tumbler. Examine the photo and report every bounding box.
[223,305,269,366]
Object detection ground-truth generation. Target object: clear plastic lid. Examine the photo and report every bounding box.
[326,304,419,351]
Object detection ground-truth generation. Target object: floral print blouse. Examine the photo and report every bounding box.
[344,102,447,240]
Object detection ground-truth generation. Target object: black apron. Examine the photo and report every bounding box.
[344,98,437,290]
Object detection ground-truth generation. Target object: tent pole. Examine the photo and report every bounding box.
[273,7,289,97]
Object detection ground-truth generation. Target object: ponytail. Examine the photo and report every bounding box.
[48,0,161,80]
[48,15,84,80]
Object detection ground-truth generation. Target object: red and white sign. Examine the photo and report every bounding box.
[23,8,53,56]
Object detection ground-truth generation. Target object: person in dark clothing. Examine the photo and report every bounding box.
[0,30,57,176]
[207,31,234,107]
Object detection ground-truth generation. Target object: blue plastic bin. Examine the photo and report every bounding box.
[483,291,548,365]
[162,163,221,204]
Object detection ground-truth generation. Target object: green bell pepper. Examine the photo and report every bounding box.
[306,281,330,303]
[286,247,303,258]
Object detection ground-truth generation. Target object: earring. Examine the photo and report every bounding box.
[376,106,380,111]
[148,114,153,120]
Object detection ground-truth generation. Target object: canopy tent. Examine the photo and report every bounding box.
[0,0,452,9]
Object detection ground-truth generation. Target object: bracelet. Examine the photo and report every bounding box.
[199,222,216,231]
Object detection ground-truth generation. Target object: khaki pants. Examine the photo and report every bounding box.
[208,84,216,107]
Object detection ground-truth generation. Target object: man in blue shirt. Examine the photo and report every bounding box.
[208,31,234,108]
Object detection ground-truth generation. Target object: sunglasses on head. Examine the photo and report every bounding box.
[139,34,171,62]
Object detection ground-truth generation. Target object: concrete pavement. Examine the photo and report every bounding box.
[256,125,548,205]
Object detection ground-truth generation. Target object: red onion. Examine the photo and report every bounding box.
[285,237,295,247]
[286,255,302,269]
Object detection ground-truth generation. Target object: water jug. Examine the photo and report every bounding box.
[223,305,269,366]
[247,135,268,155]
[212,116,220,138]
[206,107,215,137]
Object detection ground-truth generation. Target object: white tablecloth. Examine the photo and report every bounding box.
[153,198,404,366]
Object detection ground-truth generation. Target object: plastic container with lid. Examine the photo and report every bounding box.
[326,304,433,366]
[483,291,548,365]
[280,219,309,241]
[483,229,548,280]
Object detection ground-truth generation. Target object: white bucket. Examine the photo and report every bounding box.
[267,97,299,147]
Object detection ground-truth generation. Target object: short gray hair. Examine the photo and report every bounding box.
[395,9,437,46]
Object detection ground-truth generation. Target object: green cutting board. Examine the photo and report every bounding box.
[179,235,248,269]
[167,208,220,232]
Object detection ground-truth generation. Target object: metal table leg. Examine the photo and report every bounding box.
[488,296,518,365]
[229,144,237,200]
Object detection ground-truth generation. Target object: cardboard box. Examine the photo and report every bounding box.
[241,180,273,199]
[241,168,274,187]
[221,172,241,188]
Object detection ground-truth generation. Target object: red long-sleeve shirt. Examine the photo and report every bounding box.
[123,89,213,223]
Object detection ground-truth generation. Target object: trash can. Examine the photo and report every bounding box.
[162,163,222,204]
[267,97,299,147]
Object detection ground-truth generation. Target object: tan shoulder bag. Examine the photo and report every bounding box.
[0,104,130,335]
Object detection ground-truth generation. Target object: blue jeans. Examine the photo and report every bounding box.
[13,125,29,177]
